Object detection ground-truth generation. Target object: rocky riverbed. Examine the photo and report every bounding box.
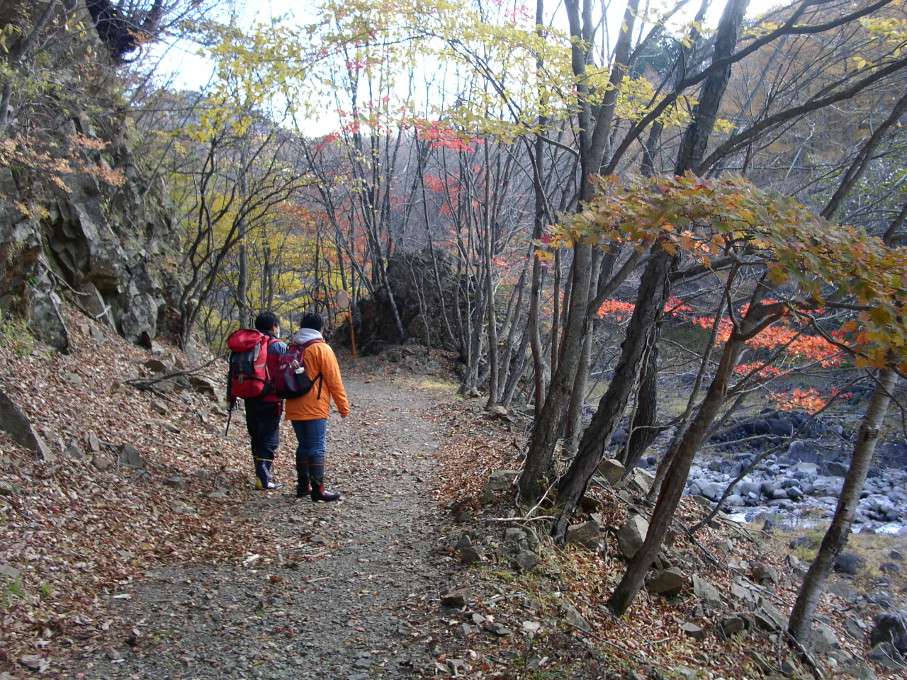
[675,413,907,533]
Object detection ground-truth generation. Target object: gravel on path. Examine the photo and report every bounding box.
[74,378,455,680]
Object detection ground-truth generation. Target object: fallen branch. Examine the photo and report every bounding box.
[484,516,556,523]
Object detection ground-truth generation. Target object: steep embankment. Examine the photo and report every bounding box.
[1,308,904,679]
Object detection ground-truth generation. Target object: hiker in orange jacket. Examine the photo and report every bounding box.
[284,312,350,501]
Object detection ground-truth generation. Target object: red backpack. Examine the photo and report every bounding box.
[273,339,323,399]
[226,329,275,402]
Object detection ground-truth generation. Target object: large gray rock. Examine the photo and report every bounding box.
[834,552,867,576]
[566,520,602,551]
[344,248,469,353]
[0,388,54,460]
[617,515,649,559]
[558,599,591,633]
[812,622,841,653]
[867,642,906,671]
[117,443,144,469]
[646,567,686,597]
[692,576,722,608]
[870,610,907,654]
[598,458,625,486]
[626,468,656,495]
[480,470,519,503]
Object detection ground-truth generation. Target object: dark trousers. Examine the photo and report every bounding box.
[245,399,281,484]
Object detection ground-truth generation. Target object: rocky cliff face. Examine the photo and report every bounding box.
[0,120,181,352]
[0,1,183,353]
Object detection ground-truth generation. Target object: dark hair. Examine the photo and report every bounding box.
[299,312,323,331]
[254,312,280,333]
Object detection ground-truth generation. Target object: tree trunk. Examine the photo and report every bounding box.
[607,290,777,615]
[619,334,660,471]
[553,246,674,540]
[519,243,595,500]
[788,376,897,645]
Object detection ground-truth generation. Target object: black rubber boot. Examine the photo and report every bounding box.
[296,475,310,499]
[310,481,341,502]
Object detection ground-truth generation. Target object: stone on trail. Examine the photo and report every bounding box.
[440,588,469,608]
[521,620,541,636]
[482,621,511,636]
[459,545,483,565]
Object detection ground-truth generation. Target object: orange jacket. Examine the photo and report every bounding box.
[283,335,349,421]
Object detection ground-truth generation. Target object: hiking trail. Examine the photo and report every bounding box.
[74,377,456,680]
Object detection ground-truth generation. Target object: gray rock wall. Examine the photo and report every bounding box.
[0,122,181,352]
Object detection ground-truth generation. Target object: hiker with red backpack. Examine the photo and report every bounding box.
[226,312,288,490]
[284,312,350,501]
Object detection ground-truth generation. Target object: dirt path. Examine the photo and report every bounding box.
[75,378,455,680]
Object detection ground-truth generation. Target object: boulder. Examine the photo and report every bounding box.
[566,520,602,551]
[116,443,144,469]
[751,563,779,586]
[626,468,656,495]
[834,552,867,576]
[558,599,591,633]
[680,622,706,641]
[870,611,907,654]
[0,148,182,353]
[692,576,722,609]
[342,248,467,353]
[719,615,749,637]
[0,388,55,461]
[825,461,850,477]
[513,550,539,572]
[867,642,906,671]
[617,515,649,559]
[646,567,686,597]
[753,601,784,632]
[598,458,624,486]
[812,622,841,653]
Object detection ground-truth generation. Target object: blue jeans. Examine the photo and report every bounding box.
[291,419,327,491]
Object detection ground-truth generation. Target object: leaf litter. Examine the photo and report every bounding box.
[0,308,903,679]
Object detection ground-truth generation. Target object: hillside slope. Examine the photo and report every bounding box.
[0,306,904,679]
